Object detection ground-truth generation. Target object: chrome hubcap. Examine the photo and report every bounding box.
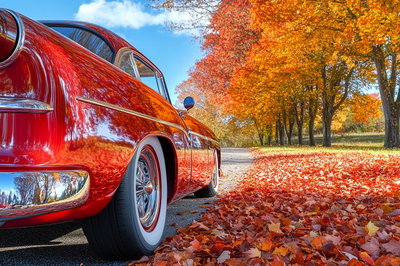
[135,146,160,231]
[144,182,153,195]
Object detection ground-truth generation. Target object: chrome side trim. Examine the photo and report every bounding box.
[76,97,190,139]
[189,131,219,145]
[0,98,54,113]
[0,170,90,222]
[0,9,25,69]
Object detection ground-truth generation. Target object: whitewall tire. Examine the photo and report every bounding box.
[82,136,167,260]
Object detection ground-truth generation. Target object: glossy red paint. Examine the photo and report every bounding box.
[0,11,219,228]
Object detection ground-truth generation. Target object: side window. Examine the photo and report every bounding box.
[49,26,114,63]
[133,58,159,93]
[117,51,137,79]
[115,49,170,102]
[156,72,168,100]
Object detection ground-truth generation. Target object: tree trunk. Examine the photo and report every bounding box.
[282,110,292,145]
[321,65,353,147]
[286,109,295,145]
[322,110,332,147]
[275,120,279,144]
[279,125,285,146]
[294,101,304,145]
[267,134,272,145]
[253,119,265,146]
[287,118,294,145]
[258,134,264,146]
[308,98,317,146]
[277,116,285,145]
[372,45,399,148]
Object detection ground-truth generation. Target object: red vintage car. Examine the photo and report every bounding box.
[0,8,220,260]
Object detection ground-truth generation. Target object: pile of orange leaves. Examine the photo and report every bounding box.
[130,149,400,265]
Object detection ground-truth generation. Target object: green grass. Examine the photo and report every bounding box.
[256,132,400,154]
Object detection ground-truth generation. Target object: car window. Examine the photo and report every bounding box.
[49,26,114,63]
[118,52,138,79]
[133,58,160,93]
[156,72,168,100]
[115,49,171,102]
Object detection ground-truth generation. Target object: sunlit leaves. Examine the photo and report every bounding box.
[130,148,400,265]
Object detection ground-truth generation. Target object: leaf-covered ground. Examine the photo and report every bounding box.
[129,148,400,265]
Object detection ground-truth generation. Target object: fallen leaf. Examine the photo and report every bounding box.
[382,240,400,254]
[310,236,323,250]
[268,222,283,234]
[271,246,288,256]
[365,221,379,236]
[360,252,374,265]
[190,239,201,251]
[217,250,231,264]
[361,241,380,257]
[244,248,261,258]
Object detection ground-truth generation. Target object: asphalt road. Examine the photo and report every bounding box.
[0,147,254,266]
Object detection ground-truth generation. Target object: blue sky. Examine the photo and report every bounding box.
[2,0,202,105]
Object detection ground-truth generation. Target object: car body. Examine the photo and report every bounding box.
[0,8,220,259]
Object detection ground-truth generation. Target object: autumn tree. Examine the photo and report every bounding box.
[350,92,383,129]
[176,78,260,146]
[249,0,400,147]
[341,0,400,147]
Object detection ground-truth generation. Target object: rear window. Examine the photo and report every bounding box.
[49,26,114,63]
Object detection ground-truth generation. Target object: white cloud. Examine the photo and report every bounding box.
[74,0,196,35]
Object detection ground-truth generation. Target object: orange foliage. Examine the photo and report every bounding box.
[185,0,260,100]
[130,149,400,265]
[351,93,382,124]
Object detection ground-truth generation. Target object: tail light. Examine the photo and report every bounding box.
[0,9,24,68]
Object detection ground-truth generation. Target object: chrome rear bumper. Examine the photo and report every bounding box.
[0,170,89,224]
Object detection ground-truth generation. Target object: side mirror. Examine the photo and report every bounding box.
[183,97,195,111]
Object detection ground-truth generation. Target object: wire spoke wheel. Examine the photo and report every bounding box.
[135,145,161,232]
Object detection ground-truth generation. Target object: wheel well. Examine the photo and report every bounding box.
[157,137,176,202]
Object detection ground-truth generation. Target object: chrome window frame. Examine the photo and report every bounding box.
[0,9,25,69]
[114,48,140,79]
[115,47,171,103]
